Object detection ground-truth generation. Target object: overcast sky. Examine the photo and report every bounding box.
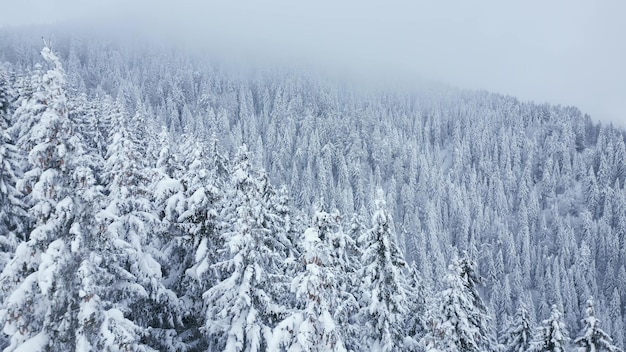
[2,1,625,125]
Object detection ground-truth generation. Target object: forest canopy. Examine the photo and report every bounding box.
[0,29,625,352]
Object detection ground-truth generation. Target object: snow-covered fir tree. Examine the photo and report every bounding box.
[169,138,223,350]
[357,190,408,352]
[0,44,84,351]
[202,145,291,352]
[532,305,569,352]
[501,304,535,352]
[403,263,428,351]
[323,210,361,352]
[424,254,497,352]
[72,159,157,351]
[271,211,347,352]
[574,299,622,352]
[0,68,28,274]
[103,99,183,350]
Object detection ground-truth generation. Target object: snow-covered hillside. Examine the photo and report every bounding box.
[0,28,625,351]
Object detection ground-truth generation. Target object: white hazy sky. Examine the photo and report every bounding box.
[2,1,625,125]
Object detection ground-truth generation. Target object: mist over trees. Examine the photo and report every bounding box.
[0,27,625,351]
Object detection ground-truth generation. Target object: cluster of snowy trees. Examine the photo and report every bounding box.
[0,27,625,351]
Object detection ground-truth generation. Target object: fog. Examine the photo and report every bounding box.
[2,0,625,125]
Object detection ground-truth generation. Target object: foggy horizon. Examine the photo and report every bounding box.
[2,0,624,126]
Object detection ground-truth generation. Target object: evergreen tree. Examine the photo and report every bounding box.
[502,304,535,352]
[424,255,497,352]
[271,213,347,352]
[103,100,183,350]
[532,305,569,352]
[0,45,83,351]
[323,211,361,352]
[155,126,181,179]
[574,299,622,352]
[358,190,408,352]
[608,289,624,349]
[73,162,157,351]
[0,68,28,273]
[403,263,428,352]
[202,145,289,351]
[68,93,109,160]
[173,139,223,350]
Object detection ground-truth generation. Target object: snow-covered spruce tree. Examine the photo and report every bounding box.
[403,263,428,351]
[10,62,46,156]
[257,171,302,310]
[68,93,110,161]
[180,136,230,289]
[179,139,222,285]
[574,299,622,352]
[501,304,535,352]
[46,113,172,351]
[0,45,84,350]
[271,212,347,352]
[258,171,298,260]
[607,288,624,350]
[72,160,158,351]
[103,101,183,351]
[424,254,497,352]
[357,190,408,352]
[273,184,303,258]
[202,145,290,352]
[0,68,28,273]
[206,134,230,185]
[150,127,186,275]
[161,138,223,350]
[319,210,361,352]
[532,305,569,352]
[155,126,182,180]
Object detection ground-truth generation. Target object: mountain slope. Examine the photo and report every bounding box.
[0,27,625,351]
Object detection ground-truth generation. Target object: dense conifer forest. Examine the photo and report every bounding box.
[0,28,625,351]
